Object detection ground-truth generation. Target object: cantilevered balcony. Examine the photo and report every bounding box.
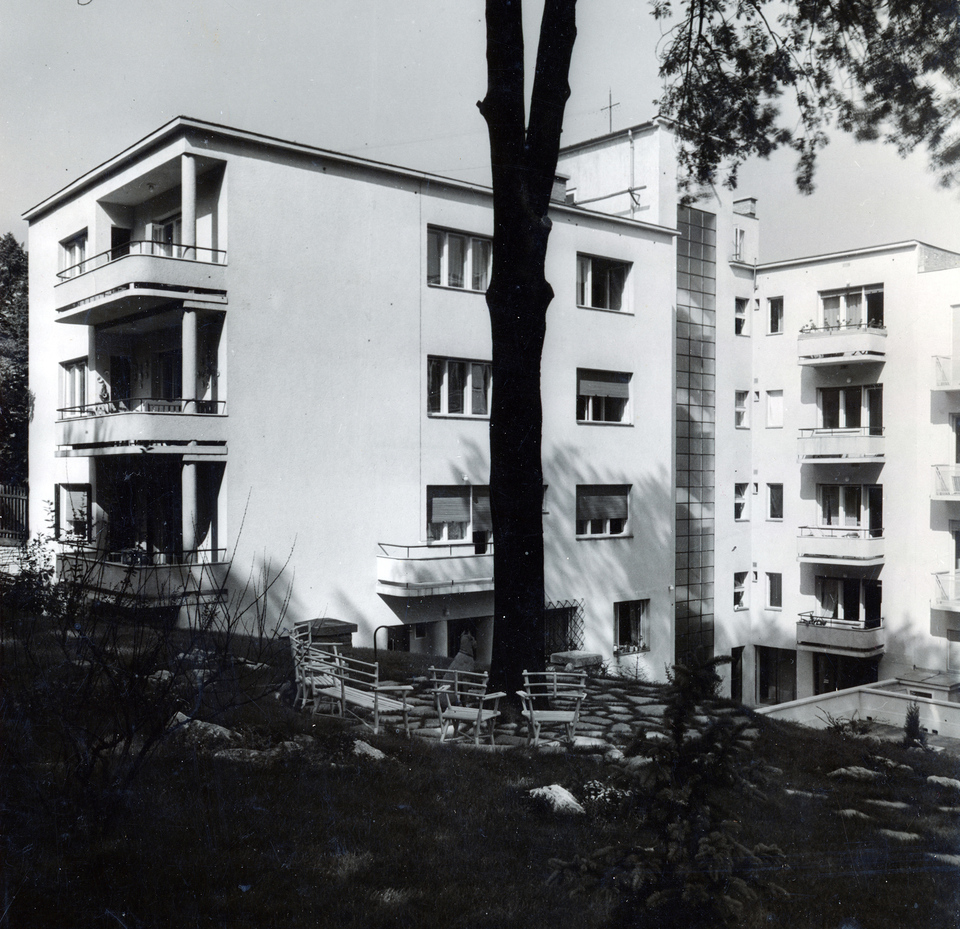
[797,526,884,565]
[796,613,885,657]
[932,465,960,500]
[375,542,494,597]
[56,399,227,457]
[57,546,229,609]
[797,427,884,463]
[933,572,960,611]
[54,241,227,325]
[933,356,960,391]
[797,322,887,366]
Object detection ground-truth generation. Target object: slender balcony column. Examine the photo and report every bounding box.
[181,153,197,257]
[182,461,197,556]
[86,325,97,408]
[182,308,197,409]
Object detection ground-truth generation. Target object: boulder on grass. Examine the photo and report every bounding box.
[529,784,585,814]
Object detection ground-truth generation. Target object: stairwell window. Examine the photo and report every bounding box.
[59,230,88,278]
[735,298,748,335]
[768,483,784,520]
[766,390,783,428]
[576,369,631,423]
[576,484,630,537]
[427,485,492,553]
[734,483,748,521]
[734,571,748,610]
[769,297,784,334]
[427,357,491,417]
[577,254,629,311]
[615,599,648,653]
[427,227,492,291]
[767,572,783,609]
[735,390,749,428]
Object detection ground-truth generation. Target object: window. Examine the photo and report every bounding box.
[427,357,491,416]
[427,485,491,552]
[59,230,88,278]
[818,384,882,433]
[734,483,748,521]
[819,285,884,329]
[815,576,882,626]
[735,391,749,428]
[735,297,748,335]
[732,227,745,261]
[756,646,796,704]
[767,572,782,609]
[54,483,91,541]
[148,215,182,258]
[818,484,882,535]
[59,358,87,415]
[733,571,748,610]
[615,599,648,653]
[576,484,629,536]
[768,483,783,520]
[576,369,631,423]
[768,297,784,333]
[765,390,783,428]
[427,228,491,291]
[577,254,629,311]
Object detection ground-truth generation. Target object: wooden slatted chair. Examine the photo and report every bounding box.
[517,669,588,747]
[428,666,505,747]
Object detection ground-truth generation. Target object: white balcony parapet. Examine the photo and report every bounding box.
[797,427,884,462]
[797,526,884,565]
[376,542,494,597]
[933,571,960,611]
[933,355,960,390]
[797,322,887,366]
[796,613,885,657]
[932,465,960,499]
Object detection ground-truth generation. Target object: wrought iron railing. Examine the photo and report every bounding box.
[798,611,882,630]
[57,239,227,281]
[798,525,883,540]
[62,545,228,567]
[798,319,886,334]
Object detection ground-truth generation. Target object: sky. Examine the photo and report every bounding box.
[1,0,958,262]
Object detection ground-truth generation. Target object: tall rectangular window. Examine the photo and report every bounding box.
[59,230,88,279]
[427,357,492,416]
[576,369,631,423]
[733,227,745,261]
[766,390,783,428]
[576,484,629,536]
[735,297,748,335]
[768,483,784,520]
[59,358,87,415]
[427,228,492,291]
[734,483,748,521]
[735,390,749,428]
[577,254,630,311]
[615,599,648,653]
[768,297,784,334]
[54,483,91,540]
[734,571,748,610]
[767,572,783,609]
[756,647,796,704]
[818,483,881,535]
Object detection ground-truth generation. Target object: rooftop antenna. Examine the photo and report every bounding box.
[602,89,620,133]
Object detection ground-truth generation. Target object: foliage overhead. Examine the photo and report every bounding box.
[654,0,960,193]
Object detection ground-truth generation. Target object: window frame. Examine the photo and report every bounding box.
[59,357,88,416]
[427,227,492,292]
[59,229,88,279]
[768,296,784,334]
[427,356,492,418]
[818,284,884,330]
[426,485,492,552]
[765,389,783,428]
[575,484,630,538]
[733,571,748,611]
[576,368,632,424]
[54,483,92,541]
[766,572,783,610]
[614,599,649,654]
[767,483,784,521]
[734,297,748,336]
[735,390,749,429]
[576,253,631,312]
[734,483,749,521]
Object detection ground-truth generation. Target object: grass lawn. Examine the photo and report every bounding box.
[3,614,960,928]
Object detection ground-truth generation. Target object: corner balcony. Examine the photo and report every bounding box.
[797,526,884,566]
[796,613,885,657]
[56,399,227,458]
[933,356,960,391]
[797,322,887,366]
[54,241,227,326]
[933,572,960,611]
[57,546,229,608]
[932,465,960,500]
[798,427,884,463]
[375,542,494,597]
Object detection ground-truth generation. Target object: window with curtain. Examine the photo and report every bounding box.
[576,484,630,536]
[426,227,492,291]
[427,357,492,417]
[576,369,631,423]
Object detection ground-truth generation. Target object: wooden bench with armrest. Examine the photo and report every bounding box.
[517,669,588,747]
[428,666,505,746]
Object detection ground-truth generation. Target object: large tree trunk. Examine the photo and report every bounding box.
[479,0,577,696]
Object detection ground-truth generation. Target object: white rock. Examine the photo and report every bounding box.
[529,784,585,814]
[878,829,921,842]
[827,766,879,781]
[838,809,872,820]
[928,853,960,868]
[928,775,960,791]
[352,740,386,760]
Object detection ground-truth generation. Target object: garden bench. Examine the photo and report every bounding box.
[306,647,413,737]
[517,669,588,747]
[428,666,506,746]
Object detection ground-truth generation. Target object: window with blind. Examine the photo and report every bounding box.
[575,484,629,536]
[427,485,492,553]
[427,357,491,417]
[576,254,630,311]
[427,227,492,291]
[576,368,631,423]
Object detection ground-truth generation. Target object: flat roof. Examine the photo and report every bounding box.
[759,240,960,271]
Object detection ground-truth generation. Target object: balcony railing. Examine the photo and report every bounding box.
[797,427,884,462]
[58,398,226,418]
[796,612,885,656]
[933,571,960,610]
[57,240,226,281]
[797,321,887,365]
[797,525,884,565]
[932,464,960,499]
[376,541,495,597]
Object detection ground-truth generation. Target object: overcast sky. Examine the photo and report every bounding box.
[2,0,958,261]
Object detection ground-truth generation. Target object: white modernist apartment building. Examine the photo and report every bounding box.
[26,116,960,705]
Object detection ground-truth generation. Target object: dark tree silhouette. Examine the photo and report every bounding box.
[0,233,30,484]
